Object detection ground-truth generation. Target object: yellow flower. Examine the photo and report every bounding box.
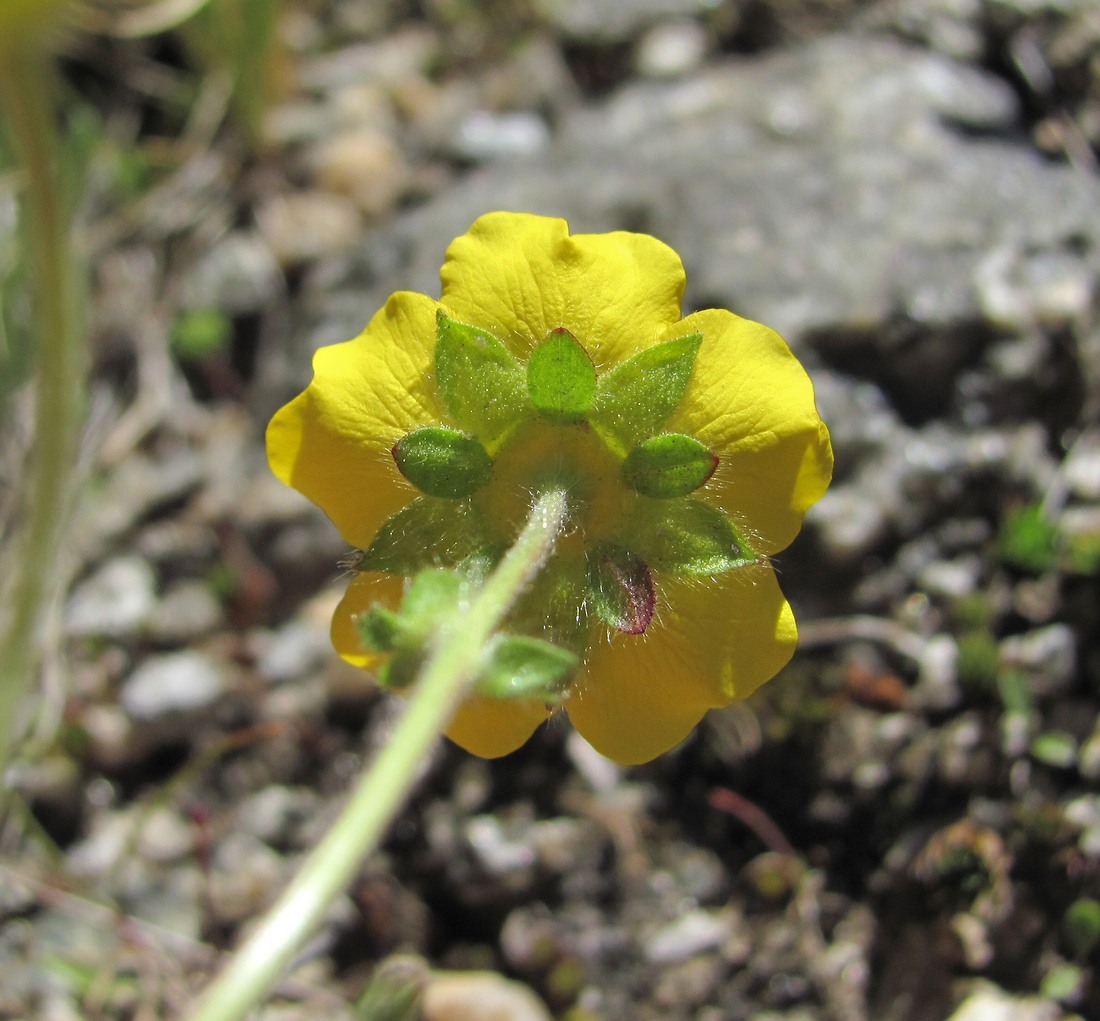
[267,212,832,764]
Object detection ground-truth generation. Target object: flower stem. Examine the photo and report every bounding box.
[0,45,85,790]
[184,487,569,1021]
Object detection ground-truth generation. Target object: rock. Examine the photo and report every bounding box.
[298,27,439,92]
[257,190,361,266]
[644,908,736,963]
[261,673,328,726]
[479,36,579,117]
[636,20,711,79]
[120,650,229,721]
[137,807,194,863]
[946,980,1077,1021]
[465,814,536,876]
[179,231,281,316]
[6,756,82,840]
[918,555,982,599]
[937,712,993,787]
[1063,429,1100,501]
[975,246,1095,331]
[1065,795,1100,857]
[822,707,926,790]
[255,618,330,684]
[65,556,157,639]
[653,955,725,1008]
[533,0,717,44]
[1078,718,1100,781]
[811,422,1057,562]
[449,110,551,163]
[145,580,224,645]
[867,0,986,63]
[136,518,218,568]
[79,703,141,770]
[500,906,562,973]
[311,128,408,218]
[207,831,288,923]
[914,634,962,711]
[297,35,1100,428]
[421,971,552,1021]
[1000,624,1077,697]
[235,785,319,848]
[89,452,204,551]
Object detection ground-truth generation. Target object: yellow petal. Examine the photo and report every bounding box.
[266,291,441,549]
[444,695,552,759]
[333,571,550,757]
[566,563,797,764]
[664,309,833,555]
[331,571,407,669]
[440,212,685,367]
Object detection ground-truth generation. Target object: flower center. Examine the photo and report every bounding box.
[475,416,638,552]
[362,312,756,652]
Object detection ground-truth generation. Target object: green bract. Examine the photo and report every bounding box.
[586,544,655,635]
[477,635,580,700]
[358,497,488,573]
[622,433,718,498]
[435,311,526,445]
[392,427,493,498]
[627,499,756,575]
[527,327,596,422]
[591,333,701,449]
[358,568,467,689]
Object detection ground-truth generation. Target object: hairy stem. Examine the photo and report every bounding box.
[0,44,85,791]
[184,487,569,1021]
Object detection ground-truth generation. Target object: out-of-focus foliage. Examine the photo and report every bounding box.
[999,501,1100,576]
[181,0,282,148]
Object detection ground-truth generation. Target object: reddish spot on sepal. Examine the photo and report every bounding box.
[548,326,583,346]
[587,544,656,634]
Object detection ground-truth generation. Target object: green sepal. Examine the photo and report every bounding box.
[507,551,592,655]
[379,653,422,692]
[526,327,596,422]
[358,606,405,652]
[435,310,526,445]
[456,544,506,585]
[358,497,488,573]
[392,426,492,498]
[622,433,718,498]
[586,544,655,634]
[626,499,756,576]
[360,569,466,691]
[401,568,465,624]
[591,333,702,449]
[476,634,579,701]
[363,568,464,644]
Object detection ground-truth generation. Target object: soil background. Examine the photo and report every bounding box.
[3,2,1100,1019]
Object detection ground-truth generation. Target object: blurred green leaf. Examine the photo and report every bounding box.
[1064,898,1100,959]
[182,0,280,148]
[998,503,1060,574]
[1040,962,1083,1003]
[171,308,232,361]
[1030,730,1077,769]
